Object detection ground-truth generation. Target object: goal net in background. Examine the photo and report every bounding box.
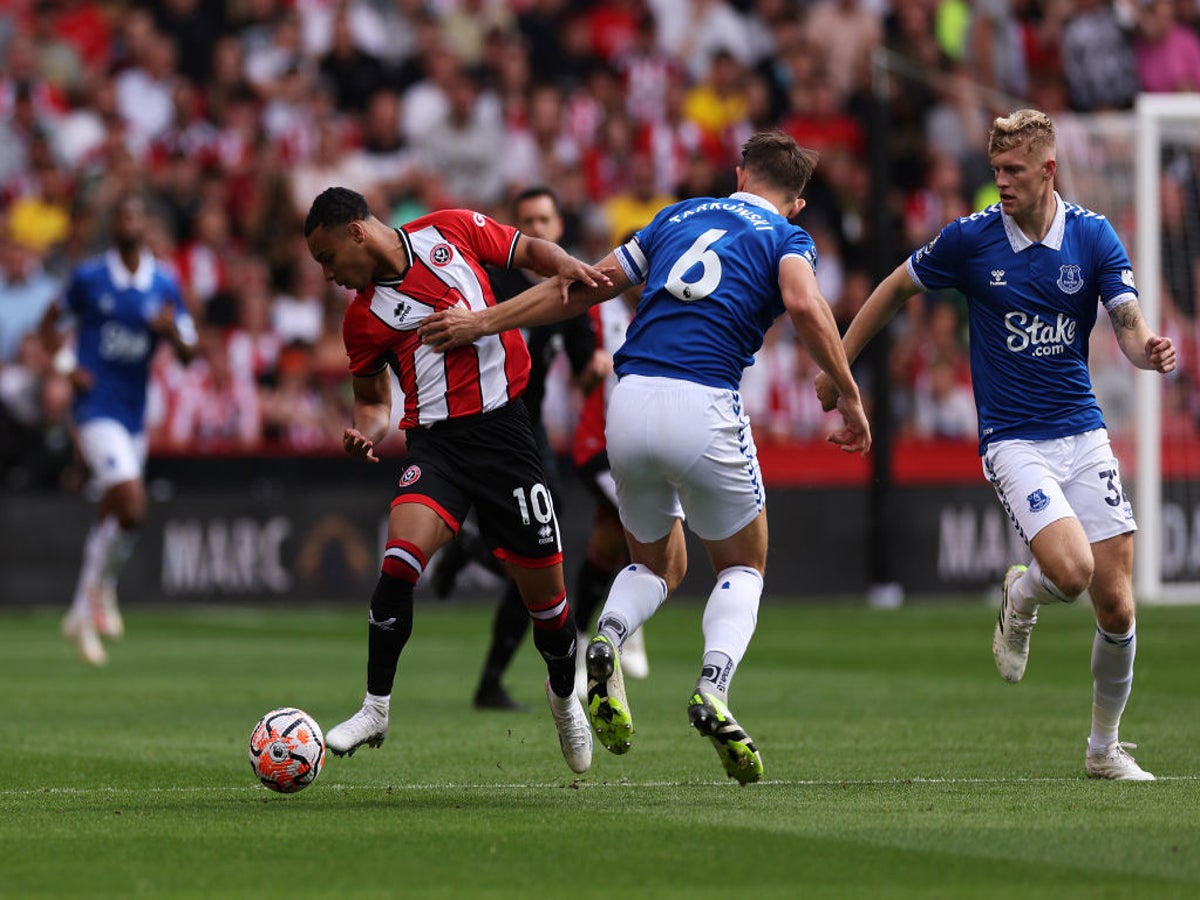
[1057,94,1200,603]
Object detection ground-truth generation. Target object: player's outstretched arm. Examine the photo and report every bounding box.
[780,256,871,456]
[420,253,628,352]
[814,262,922,411]
[344,370,392,463]
[1109,299,1177,374]
[514,234,613,303]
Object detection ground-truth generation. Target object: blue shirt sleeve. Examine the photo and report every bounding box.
[1093,217,1137,309]
[907,219,965,292]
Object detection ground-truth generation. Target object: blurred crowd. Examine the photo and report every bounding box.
[3,0,1200,492]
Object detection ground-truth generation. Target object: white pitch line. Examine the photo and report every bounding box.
[3,774,1198,798]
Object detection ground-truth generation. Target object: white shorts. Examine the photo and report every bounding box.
[77,419,147,492]
[982,428,1136,546]
[606,375,764,543]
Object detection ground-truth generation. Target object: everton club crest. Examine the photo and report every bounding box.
[1056,264,1083,295]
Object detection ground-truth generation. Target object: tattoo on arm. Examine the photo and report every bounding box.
[1111,302,1142,332]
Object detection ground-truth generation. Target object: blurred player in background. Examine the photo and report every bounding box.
[436,189,649,709]
[40,192,198,665]
[816,109,1176,780]
[421,131,871,783]
[568,259,646,690]
[304,186,610,774]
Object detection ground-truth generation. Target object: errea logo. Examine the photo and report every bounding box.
[990,269,1007,287]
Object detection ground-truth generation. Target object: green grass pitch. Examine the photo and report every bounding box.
[2,597,1197,898]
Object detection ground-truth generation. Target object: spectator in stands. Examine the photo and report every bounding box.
[289,118,376,220]
[1061,0,1139,111]
[502,82,582,193]
[1133,0,1200,93]
[318,8,386,114]
[151,0,224,86]
[114,28,180,161]
[602,151,678,247]
[682,49,749,157]
[164,320,261,454]
[417,68,507,211]
[614,11,678,127]
[175,197,234,316]
[439,0,515,70]
[803,0,884,107]
[651,0,752,83]
[908,355,978,440]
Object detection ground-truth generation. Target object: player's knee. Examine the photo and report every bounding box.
[1045,556,1093,600]
[1097,605,1135,635]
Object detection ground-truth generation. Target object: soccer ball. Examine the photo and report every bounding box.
[248,707,325,794]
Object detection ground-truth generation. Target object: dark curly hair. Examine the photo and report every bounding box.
[304,186,370,236]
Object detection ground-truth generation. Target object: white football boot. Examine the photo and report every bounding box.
[325,702,389,757]
[62,608,106,666]
[1085,741,1155,781]
[993,564,1035,683]
[546,679,592,774]
[93,583,124,639]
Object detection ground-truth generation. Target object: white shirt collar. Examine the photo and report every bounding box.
[105,248,156,292]
[729,191,781,215]
[1001,191,1066,252]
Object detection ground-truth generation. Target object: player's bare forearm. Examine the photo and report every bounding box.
[345,371,391,461]
[791,302,860,403]
[514,236,613,296]
[1110,300,1177,373]
[814,263,919,411]
[420,265,625,352]
[842,264,920,364]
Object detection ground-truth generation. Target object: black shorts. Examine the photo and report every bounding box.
[576,450,618,516]
[396,402,562,567]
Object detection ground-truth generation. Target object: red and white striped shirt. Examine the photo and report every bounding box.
[342,209,530,429]
[573,296,633,468]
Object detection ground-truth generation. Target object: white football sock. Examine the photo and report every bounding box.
[101,526,138,587]
[1089,622,1136,753]
[365,692,390,714]
[1010,559,1074,615]
[70,517,119,617]
[698,566,763,698]
[595,563,668,648]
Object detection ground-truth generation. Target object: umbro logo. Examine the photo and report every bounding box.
[990,269,1007,286]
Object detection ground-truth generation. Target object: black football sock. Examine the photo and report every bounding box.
[572,556,615,635]
[477,580,530,693]
[366,572,415,697]
[534,607,579,699]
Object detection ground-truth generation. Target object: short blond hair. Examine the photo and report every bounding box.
[987,108,1055,159]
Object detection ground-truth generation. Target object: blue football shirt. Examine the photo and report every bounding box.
[66,249,194,433]
[613,191,818,392]
[907,194,1137,454]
